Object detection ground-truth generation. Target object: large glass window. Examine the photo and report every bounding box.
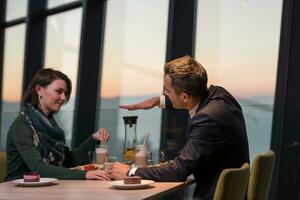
[0,25,26,150]
[5,0,27,21]
[195,0,283,161]
[44,8,82,145]
[97,0,169,162]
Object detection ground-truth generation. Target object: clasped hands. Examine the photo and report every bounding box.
[88,129,129,180]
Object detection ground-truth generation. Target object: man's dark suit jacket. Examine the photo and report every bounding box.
[134,85,249,200]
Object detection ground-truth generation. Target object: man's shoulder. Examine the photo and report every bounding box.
[201,86,241,112]
[193,86,244,127]
[196,99,229,121]
[209,85,238,102]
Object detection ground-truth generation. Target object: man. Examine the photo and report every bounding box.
[108,55,249,200]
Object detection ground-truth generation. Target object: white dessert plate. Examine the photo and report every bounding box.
[108,180,155,189]
[12,178,58,187]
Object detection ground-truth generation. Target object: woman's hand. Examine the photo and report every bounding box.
[92,128,110,143]
[85,170,111,180]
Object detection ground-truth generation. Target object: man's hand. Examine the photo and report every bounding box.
[107,162,130,180]
[85,170,111,180]
[119,97,160,110]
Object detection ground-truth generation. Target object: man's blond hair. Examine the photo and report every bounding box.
[164,55,208,98]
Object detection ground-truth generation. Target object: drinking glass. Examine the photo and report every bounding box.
[103,156,118,171]
[135,144,148,167]
[95,144,108,165]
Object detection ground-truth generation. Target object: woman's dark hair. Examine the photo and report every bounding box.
[22,68,72,107]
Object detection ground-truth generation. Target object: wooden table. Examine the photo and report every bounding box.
[0,179,193,200]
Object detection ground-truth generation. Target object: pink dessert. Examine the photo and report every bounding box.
[23,172,40,182]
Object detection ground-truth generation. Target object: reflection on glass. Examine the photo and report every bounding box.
[97,0,169,162]
[47,0,78,9]
[195,0,283,161]
[44,8,82,145]
[5,0,28,21]
[0,25,26,150]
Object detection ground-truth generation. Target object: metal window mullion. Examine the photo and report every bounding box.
[4,17,26,27]
[45,1,82,16]
[270,0,300,199]
[0,0,6,141]
[22,0,47,96]
[72,0,106,148]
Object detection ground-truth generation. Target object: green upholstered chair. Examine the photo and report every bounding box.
[247,150,275,200]
[213,163,250,200]
[0,152,7,182]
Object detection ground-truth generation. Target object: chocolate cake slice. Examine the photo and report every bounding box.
[124,176,141,184]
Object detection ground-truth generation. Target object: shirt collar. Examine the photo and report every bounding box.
[189,103,199,118]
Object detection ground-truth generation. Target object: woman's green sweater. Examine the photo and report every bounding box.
[5,115,98,181]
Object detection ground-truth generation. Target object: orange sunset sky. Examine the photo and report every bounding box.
[2,0,282,104]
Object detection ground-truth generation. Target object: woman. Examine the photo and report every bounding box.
[5,68,110,181]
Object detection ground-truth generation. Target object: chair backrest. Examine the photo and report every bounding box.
[0,152,7,182]
[213,163,250,200]
[247,150,275,200]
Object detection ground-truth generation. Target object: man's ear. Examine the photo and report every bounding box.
[181,92,189,103]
